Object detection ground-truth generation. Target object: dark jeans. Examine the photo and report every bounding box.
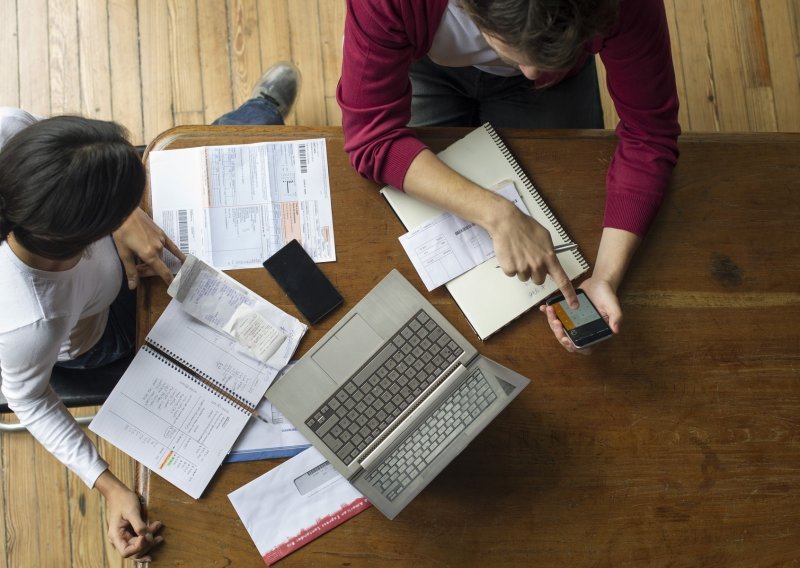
[212,98,284,126]
[408,56,603,129]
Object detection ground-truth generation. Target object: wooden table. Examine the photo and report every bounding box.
[138,127,800,566]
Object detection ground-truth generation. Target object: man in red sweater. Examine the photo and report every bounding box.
[337,0,680,352]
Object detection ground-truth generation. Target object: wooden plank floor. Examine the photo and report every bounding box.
[0,1,798,566]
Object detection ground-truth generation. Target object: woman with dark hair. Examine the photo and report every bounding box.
[0,110,176,561]
[338,0,680,352]
[0,60,301,560]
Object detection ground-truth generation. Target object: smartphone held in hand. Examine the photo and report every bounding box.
[546,289,612,349]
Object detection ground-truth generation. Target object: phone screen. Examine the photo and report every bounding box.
[549,290,612,348]
[263,240,343,324]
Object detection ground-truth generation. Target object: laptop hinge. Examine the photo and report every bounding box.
[357,362,468,472]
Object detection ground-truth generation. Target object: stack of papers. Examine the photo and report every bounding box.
[226,364,311,462]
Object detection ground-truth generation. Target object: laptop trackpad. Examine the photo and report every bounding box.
[312,314,383,385]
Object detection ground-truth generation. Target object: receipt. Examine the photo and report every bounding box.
[168,255,306,366]
[221,304,285,362]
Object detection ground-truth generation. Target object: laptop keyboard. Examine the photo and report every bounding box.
[306,309,464,465]
[365,367,497,501]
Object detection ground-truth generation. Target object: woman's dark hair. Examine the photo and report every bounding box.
[0,116,145,260]
[460,0,620,71]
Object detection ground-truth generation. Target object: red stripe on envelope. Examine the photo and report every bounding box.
[263,497,371,565]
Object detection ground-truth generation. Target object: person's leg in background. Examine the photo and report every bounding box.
[479,57,604,129]
[213,61,302,126]
[408,56,481,127]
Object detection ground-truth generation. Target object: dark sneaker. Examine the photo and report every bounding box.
[248,61,302,119]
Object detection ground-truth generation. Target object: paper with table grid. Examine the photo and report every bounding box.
[148,138,335,272]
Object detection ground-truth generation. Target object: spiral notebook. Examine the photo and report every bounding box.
[90,301,291,498]
[381,123,589,340]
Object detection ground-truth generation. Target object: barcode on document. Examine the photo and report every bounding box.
[298,143,308,174]
[177,209,189,253]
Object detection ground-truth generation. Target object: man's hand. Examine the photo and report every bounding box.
[113,208,186,289]
[539,227,639,354]
[403,149,578,308]
[488,200,578,308]
[540,277,621,354]
[95,470,164,562]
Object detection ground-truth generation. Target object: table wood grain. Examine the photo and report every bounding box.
[137,126,800,566]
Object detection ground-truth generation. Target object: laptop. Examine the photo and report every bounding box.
[266,270,530,519]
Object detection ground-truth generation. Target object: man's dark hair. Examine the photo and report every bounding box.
[0,116,145,260]
[460,0,620,71]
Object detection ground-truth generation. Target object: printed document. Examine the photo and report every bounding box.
[399,181,529,290]
[229,447,370,565]
[226,365,311,462]
[149,139,335,271]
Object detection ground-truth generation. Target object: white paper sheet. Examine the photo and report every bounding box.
[226,364,311,462]
[91,301,301,498]
[168,255,306,364]
[398,181,529,290]
[149,139,335,271]
[229,447,370,565]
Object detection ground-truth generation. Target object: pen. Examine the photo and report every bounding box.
[552,242,578,253]
[495,242,579,268]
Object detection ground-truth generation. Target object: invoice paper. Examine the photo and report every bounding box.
[149,139,335,271]
[398,181,530,290]
[229,447,370,565]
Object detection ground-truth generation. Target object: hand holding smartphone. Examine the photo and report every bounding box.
[545,288,613,349]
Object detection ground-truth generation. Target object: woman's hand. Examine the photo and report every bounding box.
[95,470,164,561]
[113,208,186,289]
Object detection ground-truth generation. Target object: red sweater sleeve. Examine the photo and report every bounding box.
[338,0,449,189]
[599,0,681,236]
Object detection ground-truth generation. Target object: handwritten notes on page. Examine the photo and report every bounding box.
[229,447,370,565]
[149,139,335,271]
[398,181,530,290]
[90,298,303,499]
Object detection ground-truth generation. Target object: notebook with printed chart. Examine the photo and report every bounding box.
[266,269,530,519]
[381,123,589,340]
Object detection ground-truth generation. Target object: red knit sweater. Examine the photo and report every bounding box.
[337,0,681,236]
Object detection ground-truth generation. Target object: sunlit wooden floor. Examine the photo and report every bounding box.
[1,0,798,566]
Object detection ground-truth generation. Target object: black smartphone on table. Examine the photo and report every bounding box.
[545,289,613,349]
[263,239,343,324]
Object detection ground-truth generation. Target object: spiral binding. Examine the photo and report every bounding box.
[143,341,251,414]
[484,123,590,271]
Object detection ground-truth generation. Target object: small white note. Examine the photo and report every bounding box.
[398,181,530,290]
[221,304,286,362]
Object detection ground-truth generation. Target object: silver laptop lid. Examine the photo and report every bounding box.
[266,270,478,478]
